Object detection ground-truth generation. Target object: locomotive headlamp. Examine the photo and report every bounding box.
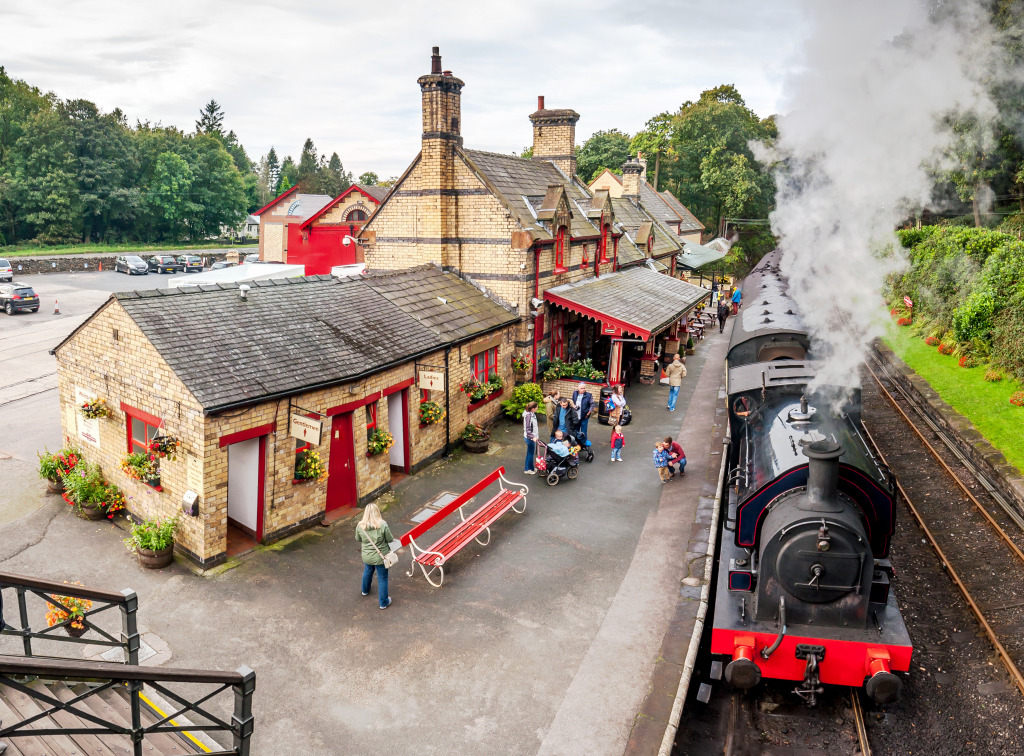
[817,539,830,552]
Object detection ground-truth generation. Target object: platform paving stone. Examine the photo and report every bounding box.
[0,324,732,755]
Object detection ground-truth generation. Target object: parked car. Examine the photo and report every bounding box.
[243,253,260,264]
[210,261,238,271]
[178,255,204,272]
[148,255,184,274]
[114,255,149,275]
[0,282,40,314]
[0,258,12,282]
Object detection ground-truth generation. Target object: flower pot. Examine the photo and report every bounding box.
[137,545,174,569]
[463,438,490,454]
[47,478,65,494]
[79,504,107,521]
[685,348,695,356]
[65,623,87,638]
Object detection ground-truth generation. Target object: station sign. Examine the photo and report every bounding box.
[904,296,913,308]
[418,369,445,391]
[74,387,101,448]
[289,414,322,445]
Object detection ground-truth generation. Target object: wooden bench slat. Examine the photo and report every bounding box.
[399,467,505,548]
[414,490,523,565]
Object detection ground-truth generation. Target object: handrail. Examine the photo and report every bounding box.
[0,571,132,604]
[0,655,244,685]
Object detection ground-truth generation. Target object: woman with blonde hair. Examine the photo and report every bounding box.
[356,503,395,609]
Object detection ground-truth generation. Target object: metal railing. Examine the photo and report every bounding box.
[0,571,255,755]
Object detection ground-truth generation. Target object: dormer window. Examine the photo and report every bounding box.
[554,226,568,274]
[581,243,589,267]
[599,224,610,264]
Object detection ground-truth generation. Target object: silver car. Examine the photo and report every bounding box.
[0,258,12,282]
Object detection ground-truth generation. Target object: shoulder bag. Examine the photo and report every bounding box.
[361,526,399,569]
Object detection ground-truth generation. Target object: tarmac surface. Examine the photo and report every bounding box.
[0,317,731,755]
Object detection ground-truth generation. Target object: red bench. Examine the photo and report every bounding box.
[399,467,528,587]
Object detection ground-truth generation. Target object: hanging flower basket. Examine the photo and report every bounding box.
[419,400,445,425]
[295,449,328,481]
[367,430,395,456]
[147,436,181,460]
[79,397,114,419]
[46,583,92,637]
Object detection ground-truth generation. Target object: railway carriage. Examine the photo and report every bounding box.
[711,250,913,705]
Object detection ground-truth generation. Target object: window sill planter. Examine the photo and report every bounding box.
[136,545,174,570]
[468,388,503,413]
[292,478,316,485]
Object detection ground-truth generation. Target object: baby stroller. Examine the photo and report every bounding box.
[569,429,594,463]
[537,439,581,486]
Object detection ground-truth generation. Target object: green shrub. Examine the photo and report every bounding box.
[124,517,178,553]
[952,284,996,342]
[62,462,109,507]
[501,382,545,420]
[993,289,1024,382]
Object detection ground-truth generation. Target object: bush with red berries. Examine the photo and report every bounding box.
[957,354,975,368]
[938,343,955,355]
[1010,391,1024,408]
[924,336,939,346]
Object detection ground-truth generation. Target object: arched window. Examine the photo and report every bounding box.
[346,208,368,222]
[554,226,568,274]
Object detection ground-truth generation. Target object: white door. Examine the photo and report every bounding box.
[227,438,260,532]
[387,392,406,468]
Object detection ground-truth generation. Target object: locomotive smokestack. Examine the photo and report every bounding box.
[804,440,843,505]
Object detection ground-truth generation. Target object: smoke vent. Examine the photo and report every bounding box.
[804,440,843,506]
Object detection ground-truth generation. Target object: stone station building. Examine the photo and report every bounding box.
[360,48,711,396]
[53,265,517,567]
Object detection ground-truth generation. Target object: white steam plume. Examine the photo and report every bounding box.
[760,0,1008,389]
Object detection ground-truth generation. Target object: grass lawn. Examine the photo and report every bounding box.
[883,324,1024,474]
[0,240,257,258]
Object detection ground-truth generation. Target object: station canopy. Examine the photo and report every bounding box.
[676,239,729,270]
[544,267,710,341]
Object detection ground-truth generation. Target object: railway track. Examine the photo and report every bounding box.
[861,349,1024,699]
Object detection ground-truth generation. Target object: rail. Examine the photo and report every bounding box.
[0,570,140,664]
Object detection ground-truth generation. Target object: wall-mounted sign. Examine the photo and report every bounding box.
[74,387,101,448]
[186,454,204,494]
[290,414,323,445]
[418,370,445,392]
[903,296,913,308]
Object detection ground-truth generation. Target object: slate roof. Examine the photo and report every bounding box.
[544,267,710,340]
[610,197,684,266]
[354,184,390,202]
[461,149,600,240]
[639,182,682,225]
[284,193,334,220]
[660,191,705,233]
[64,269,517,413]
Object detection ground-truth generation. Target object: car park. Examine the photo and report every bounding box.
[114,255,149,275]
[0,282,40,314]
[210,260,238,271]
[0,258,12,281]
[148,255,184,274]
[178,255,204,272]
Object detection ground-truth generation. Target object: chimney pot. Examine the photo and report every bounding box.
[431,47,442,74]
[443,70,452,76]
[538,95,545,110]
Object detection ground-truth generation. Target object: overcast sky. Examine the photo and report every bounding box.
[2,0,809,178]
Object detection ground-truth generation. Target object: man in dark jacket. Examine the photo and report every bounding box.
[556,397,580,439]
[717,301,730,333]
[571,383,593,441]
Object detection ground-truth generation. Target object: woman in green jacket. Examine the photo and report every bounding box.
[357,503,395,609]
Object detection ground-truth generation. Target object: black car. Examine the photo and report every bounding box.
[0,282,40,314]
[178,255,204,272]
[148,255,184,273]
[114,255,149,275]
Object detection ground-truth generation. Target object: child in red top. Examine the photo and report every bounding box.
[610,425,625,462]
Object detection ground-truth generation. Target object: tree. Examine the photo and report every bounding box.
[266,147,280,194]
[378,176,399,188]
[297,138,319,192]
[185,134,247,238]
[575,129,632,183]
[358,171,379,186]
[630,112,673,191]
[319,152,350,196]
[278,156,298,194]
[195,100,224,136]
[146,151,194,240]
[943,112,1001,227]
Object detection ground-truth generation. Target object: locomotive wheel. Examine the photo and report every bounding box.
[725,658,762,689]
[567,467,579,479]
[546,473,559,486]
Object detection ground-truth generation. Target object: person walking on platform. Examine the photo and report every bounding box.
[356,503,395,610]
[610,425,625,462]
[665,353,686,412]
[653,442,672,483]
[731,286,742,316]
[543,390,561,440]
[572,382,594,441]
[664,436,686,477]
[523,401,539,475]
[718,300,730,333]
[607,384,626,442]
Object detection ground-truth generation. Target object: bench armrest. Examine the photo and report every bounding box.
[498,471,529,497]
[406,536,447,566]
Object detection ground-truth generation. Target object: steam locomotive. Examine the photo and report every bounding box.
[710,250,912,705]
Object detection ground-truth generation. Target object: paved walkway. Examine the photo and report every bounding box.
[0,327,731,755]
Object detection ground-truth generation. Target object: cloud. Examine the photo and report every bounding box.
[1,0,807,176]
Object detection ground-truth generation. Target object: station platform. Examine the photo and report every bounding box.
[0,327,732,755]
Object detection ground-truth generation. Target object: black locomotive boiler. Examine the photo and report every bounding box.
[710,250,912,705]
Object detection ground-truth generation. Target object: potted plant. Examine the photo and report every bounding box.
[38,446,80,494]
[147,436,181,461]
[295,449,329,482]
[46,583,92,637]
[367,429,396,456]
[79,397,114,420]
[460,423,490,453]
[458,378,488,402]
[419,400,445,425]
[120,451,160,487]
[685,336,695,356]
[512,354,531,381]
[124,516,178,569]
[62,461,112,520]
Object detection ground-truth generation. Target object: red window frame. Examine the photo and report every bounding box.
[472,347,498,382]
[581,243,589,266]
[551,313,565,361]
[646,236,653,256]
[599,224,610,263]
[420,389,431,403]
[554,227,568,274]
[124,410,161,455]
[366,402,378,445]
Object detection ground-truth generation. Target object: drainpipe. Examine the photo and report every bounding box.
[532,244,541,382]
[444,345,451,457]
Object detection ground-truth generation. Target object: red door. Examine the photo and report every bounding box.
[327,412,358,511]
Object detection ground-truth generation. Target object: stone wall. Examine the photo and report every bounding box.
[8,251,240,276]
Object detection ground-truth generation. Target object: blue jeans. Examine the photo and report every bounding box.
[579,415,590,441]
[668,385,680,411]
[362,563,389,608]
[611,447,622,461]
[669,458,687,475]
[525,437,536,472]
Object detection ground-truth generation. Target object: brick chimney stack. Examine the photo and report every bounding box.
[621,158,643,198]
[417,47,465,268]
[530,96,580,178]
[637,151,648,184]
